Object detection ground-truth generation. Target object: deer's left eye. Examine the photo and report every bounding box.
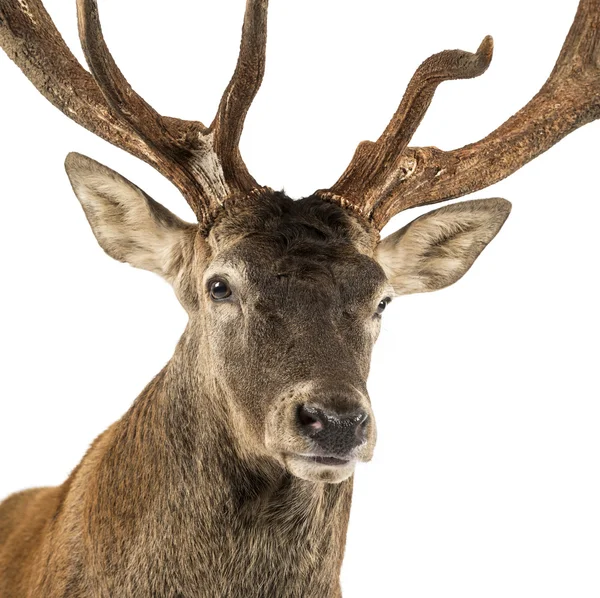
[209,279,232,301]
[376,298,391,316]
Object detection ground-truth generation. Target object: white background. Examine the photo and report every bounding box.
[0,0,598,596]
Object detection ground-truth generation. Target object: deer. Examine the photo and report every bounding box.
[0,0,598,595]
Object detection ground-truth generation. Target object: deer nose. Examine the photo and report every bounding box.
[296,404,369,455]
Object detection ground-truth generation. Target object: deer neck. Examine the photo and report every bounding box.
[72,328,353,596]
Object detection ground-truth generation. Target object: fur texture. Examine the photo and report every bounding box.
[0,155,509,597]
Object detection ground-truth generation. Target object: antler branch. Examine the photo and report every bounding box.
[0,0,270,230]
[0,0,147,156]
[324,36,493,217]
[321,0,600,230]
[212,0,268,192]
[76,0,174,150]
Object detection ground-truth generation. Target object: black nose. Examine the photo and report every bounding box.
[296,404,369,456]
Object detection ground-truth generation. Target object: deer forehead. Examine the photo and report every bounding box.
[201,193,388,304]
[202,237,388,307]
[206,192,379,255]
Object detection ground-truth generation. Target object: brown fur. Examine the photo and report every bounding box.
[0,0,594,592]
[0,155,509,596]
[0,371,351,597]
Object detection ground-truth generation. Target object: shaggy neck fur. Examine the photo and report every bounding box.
[9,327,352,598]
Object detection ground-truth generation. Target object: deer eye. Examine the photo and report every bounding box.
[209,279,232,301]
[376,298,391,316]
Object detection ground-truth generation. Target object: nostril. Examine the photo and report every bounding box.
[297,404,324,433]
[296,404,370,453]
[356,414,369,441]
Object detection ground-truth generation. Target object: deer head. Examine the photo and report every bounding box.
[1,0,598,487]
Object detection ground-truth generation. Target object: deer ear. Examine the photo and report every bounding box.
[65,153,196,284]
[375,198,511,296]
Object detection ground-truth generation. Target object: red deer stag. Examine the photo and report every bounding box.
[0,0,598,596]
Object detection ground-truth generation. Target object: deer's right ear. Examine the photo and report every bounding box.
[65,153,197,284]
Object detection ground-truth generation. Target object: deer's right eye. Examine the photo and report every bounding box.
[209,279,232,301]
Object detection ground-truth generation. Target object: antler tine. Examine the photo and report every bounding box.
[73,0,220,224]
[320,0,600,231]
[211,0,269,194]
[320,36,493,221]
[378,36,494,160]
[77,0,269,205]
[75,0,175,151]
[0,0,150,164]
[0,0,272,231]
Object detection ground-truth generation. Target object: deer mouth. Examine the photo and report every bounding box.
[297,455,354,466]
[284,452,358,483]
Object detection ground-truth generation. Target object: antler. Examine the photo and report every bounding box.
[319,0,600,230]
[0,0,269,229]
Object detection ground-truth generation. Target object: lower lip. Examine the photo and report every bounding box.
[298,455,353,467]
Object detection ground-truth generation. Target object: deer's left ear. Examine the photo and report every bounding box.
[65,152,197,285]
[375,198,511,296]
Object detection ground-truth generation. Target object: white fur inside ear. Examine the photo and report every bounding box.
[376,198,511,296]
[65,153,195,282]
